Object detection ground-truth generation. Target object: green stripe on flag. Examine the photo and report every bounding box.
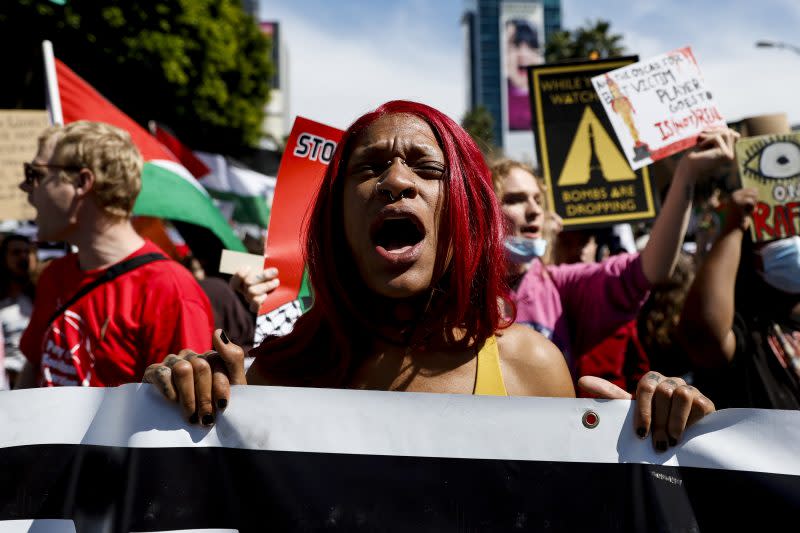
[135,162,245,252]
[208,189,271,228]
[298,269,313,312]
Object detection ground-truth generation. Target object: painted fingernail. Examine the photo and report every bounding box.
[668,437,677,447]
[220,330,230,344]
[202,414,215,426]
[217,398,228,410]
[189,413,199,424]
[636,427,647,439]
[266,267,278,276]
[656,440,667,452]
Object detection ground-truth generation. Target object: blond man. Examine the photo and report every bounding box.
[17,121,213,388]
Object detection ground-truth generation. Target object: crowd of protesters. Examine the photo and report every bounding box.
[2,102,798,452]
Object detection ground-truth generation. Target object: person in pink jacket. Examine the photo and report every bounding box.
[491,129,739,371]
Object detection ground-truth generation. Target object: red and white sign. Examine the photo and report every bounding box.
[260,117,344,315]
[591,46,726,170]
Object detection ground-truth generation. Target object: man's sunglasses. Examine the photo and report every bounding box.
[23,162,82,186]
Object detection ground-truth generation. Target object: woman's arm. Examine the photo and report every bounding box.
[640,129,739,284]
[679,188,759,368]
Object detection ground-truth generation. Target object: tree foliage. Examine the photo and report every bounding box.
[0,0,272,153]
[545,20,626,63]
[461,105,498,158]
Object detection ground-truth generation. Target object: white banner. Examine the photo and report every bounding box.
[0,385,798,531]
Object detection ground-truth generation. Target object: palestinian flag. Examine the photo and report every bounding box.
[196,151,274,229]
[151,124,274,229]
[50,57,245,252]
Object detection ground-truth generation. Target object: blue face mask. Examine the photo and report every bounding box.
[504,236,548,264]
[758,236,800,294]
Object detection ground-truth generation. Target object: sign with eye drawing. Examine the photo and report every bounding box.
[736,132,800,242]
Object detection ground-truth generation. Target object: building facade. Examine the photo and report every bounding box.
[463,0,561,161]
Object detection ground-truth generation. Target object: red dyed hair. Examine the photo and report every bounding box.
[251,101,511,386]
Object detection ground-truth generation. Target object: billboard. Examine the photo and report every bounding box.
[500,2,545,132]
[260,21,281,89]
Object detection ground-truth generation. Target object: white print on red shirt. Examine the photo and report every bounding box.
[40,310,96,387]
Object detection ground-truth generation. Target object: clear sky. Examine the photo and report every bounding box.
[261,0,800,130]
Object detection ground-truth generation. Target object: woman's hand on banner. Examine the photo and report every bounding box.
[230,266,281,313]
[577,372,715,452]
[143,329,246,426]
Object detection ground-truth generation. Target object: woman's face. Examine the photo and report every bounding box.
[4,239,32,277]
[499,167,544,239]
[505,32,543,91]
[342,113,446,299]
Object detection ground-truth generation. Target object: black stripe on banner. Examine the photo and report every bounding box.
[1,444,798,532]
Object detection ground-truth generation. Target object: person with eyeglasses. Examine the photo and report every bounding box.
[15,121,214,388]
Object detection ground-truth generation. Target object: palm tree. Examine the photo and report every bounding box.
[545,19,626,63]
[461,105,499,158]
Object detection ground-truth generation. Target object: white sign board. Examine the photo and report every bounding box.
[591,46,726,170]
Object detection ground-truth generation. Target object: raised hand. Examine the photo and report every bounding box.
[682,128,740,178]
[143,329,246,425]
[725,187,759,231]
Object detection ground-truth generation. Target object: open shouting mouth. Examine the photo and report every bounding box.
[370,209,426,265]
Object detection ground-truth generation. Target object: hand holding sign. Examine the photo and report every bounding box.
[230,266,281,313]
[682,128,740,178]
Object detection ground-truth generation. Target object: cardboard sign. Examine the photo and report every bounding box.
[528,58,656,228]
[736,132,800,241]
[218,249,266,275]
[259,117,343,315]
[592,47,726,170]
[0,110,49,222]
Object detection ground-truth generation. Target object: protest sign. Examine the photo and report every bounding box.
[736,132,800,241]
[0,385,798,531]
[529,58,656,228]
[592,46,726,171]
[0,110,48,222]
[256,118,343,335]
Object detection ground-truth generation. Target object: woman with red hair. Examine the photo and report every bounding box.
[145,101,714,451]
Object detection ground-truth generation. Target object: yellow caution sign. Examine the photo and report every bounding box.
[558,106,635,186]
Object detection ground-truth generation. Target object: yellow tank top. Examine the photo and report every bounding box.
[473,335,508,396]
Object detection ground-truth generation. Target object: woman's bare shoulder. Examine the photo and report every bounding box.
[495,324,575,398]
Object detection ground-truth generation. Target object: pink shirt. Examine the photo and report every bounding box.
[511,253,651,368]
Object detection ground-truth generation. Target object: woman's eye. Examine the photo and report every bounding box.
[414,164,445,178]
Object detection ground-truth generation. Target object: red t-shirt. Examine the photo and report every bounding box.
[21,240,213,387]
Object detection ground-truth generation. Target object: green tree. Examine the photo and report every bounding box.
[461,105,498,158]
[0,0,272,154]
[545,20,626,63]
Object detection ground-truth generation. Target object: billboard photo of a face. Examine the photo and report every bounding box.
[501,2,544,131]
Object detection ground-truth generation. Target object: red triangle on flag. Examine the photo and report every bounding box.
[55,59,179,164]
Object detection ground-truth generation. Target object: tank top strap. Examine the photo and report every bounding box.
[473,335,508,396]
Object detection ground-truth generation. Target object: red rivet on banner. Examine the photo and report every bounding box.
[582,410,599,429]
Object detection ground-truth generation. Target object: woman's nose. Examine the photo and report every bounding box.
[376,158,417,202]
